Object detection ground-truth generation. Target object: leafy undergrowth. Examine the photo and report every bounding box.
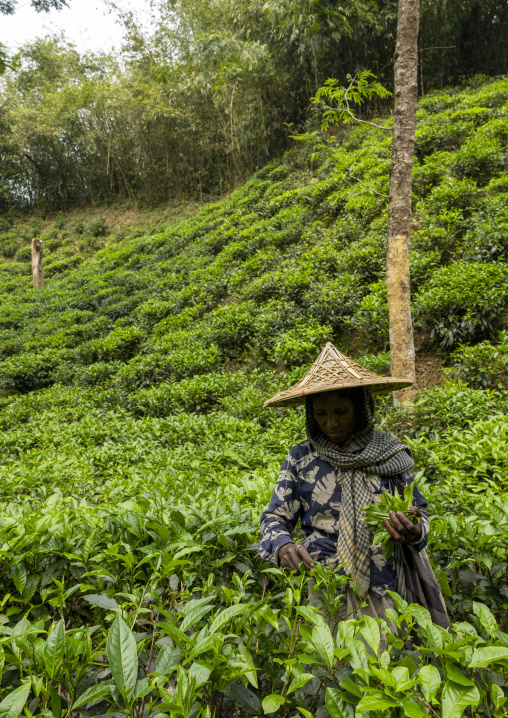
[0,78,507,717]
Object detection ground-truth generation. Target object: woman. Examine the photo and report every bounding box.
[259,342,448,627]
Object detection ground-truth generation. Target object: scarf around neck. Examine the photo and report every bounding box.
[306,388,414,597]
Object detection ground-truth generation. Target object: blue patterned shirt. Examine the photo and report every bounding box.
[258,439,429,597]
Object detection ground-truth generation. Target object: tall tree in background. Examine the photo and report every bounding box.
[386,0,419,404]
[0,0,67,14]
[0,0,69,73]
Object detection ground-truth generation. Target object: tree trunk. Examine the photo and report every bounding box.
[504,135,508,172]
[386,0,420,404]
[31,238,45,288]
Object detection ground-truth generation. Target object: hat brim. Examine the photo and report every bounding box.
[264,377,413,408]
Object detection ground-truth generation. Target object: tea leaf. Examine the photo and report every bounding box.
[44,619,65,679]
[325,687,355,718]
[441,681,480,718]
[106,614,138,702]
[0,683,31,718]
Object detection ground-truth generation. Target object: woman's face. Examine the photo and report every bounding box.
[312,393,358,444]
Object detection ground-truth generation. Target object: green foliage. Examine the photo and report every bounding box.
[415,262,508,348]
[0,233,18,258]
[449,333,508,388]
[313,72,392,130]
[14,244,31,262]
[0,348,69,391]
[269,319,333,367]
[353,280,389,345]
[0,77,506,717]
[452,135,504,185]
[77,326,144,364]
[87,216,108,237]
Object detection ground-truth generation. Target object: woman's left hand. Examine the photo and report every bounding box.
[383,506,422,544]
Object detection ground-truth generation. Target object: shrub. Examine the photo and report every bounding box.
[135,298,176,326]
[415,106,493,155]
[254,300,307,356]
[277,264,314,302]
[78,234,105,252]
[0,233,19,258]
[303,273,363,331]
[116,343,221,388]
[452,135,503,185]
[54,213,66,230]
[422,177,479,213]
[77,326,144,363]
[14,245,32,262]
[29,219,41,238]
[382,380,508,438]
[357,351,391,375]
[99,294,144,320]
[409,249,441,289]
[460,194,508,263]
[0,348,71,392]
[74,220,85,235]
[487,176,508,194]
[220,383,269,419]
[352,279,390,345]
[124,372,246,416]
[208,302,259,357]
[40,229,62,252]
[412,208,465,257]
[416,262,508,348]
[412,151,454,196]
[152,305,205,335]
[338,233,386,281]
[54,360,124,386]
[448,333,508,388]
[45,254,84,277]
[87,217,109,237]
[268,318,333,367]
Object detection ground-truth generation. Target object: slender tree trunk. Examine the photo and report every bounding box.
[31,238,45,288]
[386,0,420,404]
[504,135,508,172]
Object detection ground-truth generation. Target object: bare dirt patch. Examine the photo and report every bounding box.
[416,354,443,389]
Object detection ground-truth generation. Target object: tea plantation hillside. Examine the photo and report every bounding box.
[0,78,508,717]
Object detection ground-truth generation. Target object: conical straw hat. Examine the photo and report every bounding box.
[264,342,413,408]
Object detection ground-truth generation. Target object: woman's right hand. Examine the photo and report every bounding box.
[279,542,315,571]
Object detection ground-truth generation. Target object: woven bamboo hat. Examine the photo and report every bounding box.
[264,342,413,408]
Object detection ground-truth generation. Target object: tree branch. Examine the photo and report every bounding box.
[343,75,392,133]
[22,151,44,176]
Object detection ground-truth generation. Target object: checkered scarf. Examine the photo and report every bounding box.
[306,388,414,597]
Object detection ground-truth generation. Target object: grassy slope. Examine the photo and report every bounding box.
[0,77,507,712]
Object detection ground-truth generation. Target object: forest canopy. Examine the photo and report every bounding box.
[1,0,507,210]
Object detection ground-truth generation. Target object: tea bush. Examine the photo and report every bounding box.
[0,347,71,391]
[449,333,508,387]
[268,319,333,367]
[87,216,109,237]
[451,135,504,185]
[0,232,19,257]
[415,262,508,348]
[353,280,390,344]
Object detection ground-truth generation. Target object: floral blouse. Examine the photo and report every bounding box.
[258,439,429,597]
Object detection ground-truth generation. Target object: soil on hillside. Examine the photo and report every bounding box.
[416,354,443,389]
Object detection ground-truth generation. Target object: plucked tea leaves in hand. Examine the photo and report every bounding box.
[363,483,419,558]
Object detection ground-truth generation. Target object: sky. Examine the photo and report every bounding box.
[2,0,153,53]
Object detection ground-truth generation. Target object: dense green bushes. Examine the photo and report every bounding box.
[0,79,506,380]
[0,78,506,717]
[416,262,508,348]
[449,333,508,387]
